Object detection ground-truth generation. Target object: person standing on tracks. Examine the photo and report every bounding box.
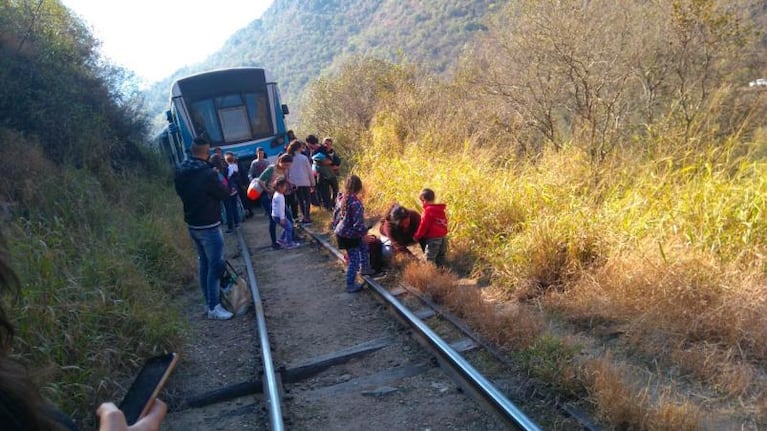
[304,135,323,208]
[312,152,333,211]
[257,154,293,250]
[331,175,376,293]
[248,147,271,217]
[271,178,300,249]
[223,152,243,233]
[286,140,315,225]
[413,188,449,267]
[380,203,421,259]
[174,137,234,320]
[314,137,341,211]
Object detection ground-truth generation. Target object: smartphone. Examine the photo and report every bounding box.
[118,352,179,425]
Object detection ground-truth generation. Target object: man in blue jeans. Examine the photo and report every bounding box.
[174,137,234,320]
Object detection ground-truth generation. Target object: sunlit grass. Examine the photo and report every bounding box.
[0,136,191,423]
[348,121,767,428]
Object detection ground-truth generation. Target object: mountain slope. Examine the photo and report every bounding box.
[143,0,496,126]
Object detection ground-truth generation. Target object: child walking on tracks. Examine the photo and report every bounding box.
[272,178,300,249]
[332,175,375,292]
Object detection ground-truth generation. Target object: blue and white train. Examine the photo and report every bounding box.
[161,67,290,166]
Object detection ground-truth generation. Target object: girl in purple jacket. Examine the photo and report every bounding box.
[331,175,375,292]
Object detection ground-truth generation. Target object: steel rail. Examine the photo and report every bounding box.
[236,230,284,431]
[305,229,542,431]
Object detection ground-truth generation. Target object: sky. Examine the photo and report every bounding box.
[61,0,274,86]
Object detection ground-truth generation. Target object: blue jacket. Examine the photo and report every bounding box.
[174,158,230,228]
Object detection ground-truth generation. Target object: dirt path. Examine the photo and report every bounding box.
[160,213,508,430]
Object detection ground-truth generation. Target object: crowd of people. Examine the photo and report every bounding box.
[174,131,451,315]
[0,131,452,431]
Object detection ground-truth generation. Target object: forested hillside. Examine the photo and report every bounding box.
[142,0,496,125]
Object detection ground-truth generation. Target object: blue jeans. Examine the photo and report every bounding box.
[346,241,369,288]
[273,217,294,243]
[267,194,295,246]
[188,226,225,310]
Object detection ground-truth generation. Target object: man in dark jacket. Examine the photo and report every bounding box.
[314,137,341,210]
[174,137,233,320]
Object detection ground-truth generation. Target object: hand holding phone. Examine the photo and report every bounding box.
[97,399,167,431]
[118,352,178,426]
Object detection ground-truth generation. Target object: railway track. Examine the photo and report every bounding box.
[163,214,590,430]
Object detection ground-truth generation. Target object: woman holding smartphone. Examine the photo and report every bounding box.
[0,229,167,431]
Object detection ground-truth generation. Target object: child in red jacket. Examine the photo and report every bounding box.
[413,188,448,267]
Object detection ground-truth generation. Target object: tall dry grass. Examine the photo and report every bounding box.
[347,119,767,428]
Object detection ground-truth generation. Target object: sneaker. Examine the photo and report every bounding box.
[225,228,234,233]
[207,304,233,320]
[277,239,289,248]
[271,242,283,250]
[346,283,364,293]
[283,241,301,250]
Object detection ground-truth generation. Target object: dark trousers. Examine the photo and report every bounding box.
[224,195,238,230]
[317,177,332,211]
[328,176,339,208]
[295,186,312,221]
[266,194,277,245]
[286,193,298,221]
[237,186,252,213]
[258,192,270,216]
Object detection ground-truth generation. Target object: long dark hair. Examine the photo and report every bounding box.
[0,234,65,430]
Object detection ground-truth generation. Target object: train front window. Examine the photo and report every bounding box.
[218,106,251,142]
[188,91,272,144]
[215,95,250,142]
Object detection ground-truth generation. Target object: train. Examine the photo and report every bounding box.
[159,67,290,167]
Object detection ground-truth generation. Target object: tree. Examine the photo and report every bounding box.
[466,0,763,161]
[301,56,414,155]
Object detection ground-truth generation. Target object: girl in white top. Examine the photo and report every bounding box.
[271,178,299,249]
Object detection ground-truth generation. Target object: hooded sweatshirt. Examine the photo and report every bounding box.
[174,158,230,228]
[413,203,448,241]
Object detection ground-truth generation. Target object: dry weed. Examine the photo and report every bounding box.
[583,356,702,430]
[401,262,456,303]
[403,262,545,349]
[670,345,761,400]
